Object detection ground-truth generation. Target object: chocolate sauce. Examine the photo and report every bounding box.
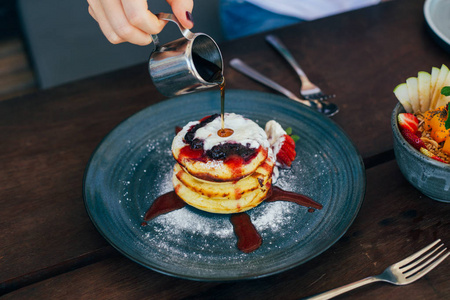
[230,213,262,253]
[265,186,323,210]
[142,186,322,253]
[141,191,186,226]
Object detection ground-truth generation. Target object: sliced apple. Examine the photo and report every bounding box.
[430,66,440,99]
[429,64,449,110]
[417,71,431,112]
[434,72,450,108]
[393,83,413,113]
[406,77,420,113]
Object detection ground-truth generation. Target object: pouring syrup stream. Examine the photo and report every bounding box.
[217,77,234,137]
[192,53,232,137]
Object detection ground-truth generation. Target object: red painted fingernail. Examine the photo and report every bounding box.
[186,11,194,24]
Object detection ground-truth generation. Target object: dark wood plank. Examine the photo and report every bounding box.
[1,0,449,296]
[0,66,165,284]
[2,256,222,300]
[3,161,448,299]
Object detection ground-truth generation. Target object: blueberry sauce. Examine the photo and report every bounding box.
[183,114,257,161]
[206,143,257,161]
[184,114,219,150]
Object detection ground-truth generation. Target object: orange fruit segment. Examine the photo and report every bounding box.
[422,109,435,131]
[443,136,450,155]
[428,106,449,143]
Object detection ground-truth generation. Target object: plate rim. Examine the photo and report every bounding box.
[82,89,366,281]
[424,0,450,49]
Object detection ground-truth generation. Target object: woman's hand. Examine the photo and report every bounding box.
[88,0,194,45]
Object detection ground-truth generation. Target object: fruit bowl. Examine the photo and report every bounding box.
[392,103,450,203]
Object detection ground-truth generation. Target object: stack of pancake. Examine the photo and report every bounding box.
[171,113,275,214]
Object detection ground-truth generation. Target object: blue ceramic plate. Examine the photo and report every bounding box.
[83,90,365,281]
[424,0,450,53]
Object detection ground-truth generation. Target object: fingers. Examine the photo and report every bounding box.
[88,0,126,44]
[122,0,166,35]
[102,0,155,45]
[88,5,97,21]
[166,0,194,29]
[87,0,164,45]
[87,0,194,45]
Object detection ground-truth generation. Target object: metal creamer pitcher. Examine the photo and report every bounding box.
[149,13,223,97]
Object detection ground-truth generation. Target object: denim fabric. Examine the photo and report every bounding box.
[219,0,303,40]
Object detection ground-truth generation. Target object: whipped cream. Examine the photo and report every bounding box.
[172,115,290,183]
[194,113,270,150]
[265,120,287,159]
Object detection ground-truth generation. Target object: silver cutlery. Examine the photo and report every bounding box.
[265,34,336,102]
[229,58,339,116]
[304,239,449,300]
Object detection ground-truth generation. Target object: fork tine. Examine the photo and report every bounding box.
[301,88,321,96]
[398,239,441,266]
[405,250,449,282]
[404,247,447,277]
[401,243,444,273]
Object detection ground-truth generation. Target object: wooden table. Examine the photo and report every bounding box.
[1,0,449,298]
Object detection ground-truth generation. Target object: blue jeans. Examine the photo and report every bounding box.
[219,0,303,40]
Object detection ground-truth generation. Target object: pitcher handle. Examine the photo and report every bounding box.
[151,13,195,50]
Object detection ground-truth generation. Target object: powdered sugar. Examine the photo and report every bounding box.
[122,116,320,260]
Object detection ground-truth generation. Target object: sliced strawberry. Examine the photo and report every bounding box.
[277,149,293,165]
[276,149,293,167]
[275,135,296,167]
[282,144,296,161]
[284,134,296,148]
[280,136,295,153]
[399,127,426,151]
[265,121,297,168]
[398,113,419,134]
[420,147,446,163]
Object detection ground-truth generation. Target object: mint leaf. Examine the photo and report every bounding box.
[446,104,450,130]
[441,86,450,96]
[290,134,300,143]
[285,127,292,135]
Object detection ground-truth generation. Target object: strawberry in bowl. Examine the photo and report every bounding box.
[392,64,450,203]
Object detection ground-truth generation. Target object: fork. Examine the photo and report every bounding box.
[265,34,336,101]
[304,239,449,300]
[230,58,339,116]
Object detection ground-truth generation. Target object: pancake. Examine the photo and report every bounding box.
[172,113,270,182]
[173,152,274,199]
[172,155,274,214]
